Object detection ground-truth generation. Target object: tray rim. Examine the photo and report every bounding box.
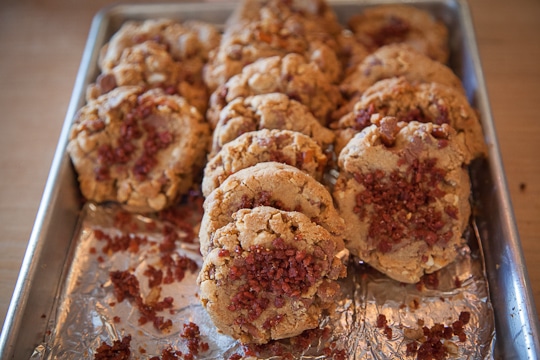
[1,0,538,359]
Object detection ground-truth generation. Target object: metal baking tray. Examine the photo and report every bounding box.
[1,0,539,359]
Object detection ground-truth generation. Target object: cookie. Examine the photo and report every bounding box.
[202,129,328,197]
[332,118,471,283]
[226,0,343,42]
[207,54,343,127]
[331,77,486,161]
[348,4,449,63]
[86,41,209,115]
[335,44,464,120]
[199,162,345,256]
[99,18,220,72]
[67,86,211,213]
[197,206,347,344]
[210,93,335,156]
[203,0,344,91]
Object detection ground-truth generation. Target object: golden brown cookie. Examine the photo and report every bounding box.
[87,41,209,115]
[199,162,345,256]
[202,129,328,197]
[335,44,464,121]
[198,206,347,344]
[210,93,335,156]
[333,118,471,283]
[203,0,344,91]
[67,86,210,213]
[207,54,343,128]
[98,18,220,72]
[92,18,220,114]
[331,77,486,161]
[348,4,449,63]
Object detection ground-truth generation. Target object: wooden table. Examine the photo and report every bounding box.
[1,0,539,332]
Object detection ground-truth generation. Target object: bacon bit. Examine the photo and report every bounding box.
[109,270,174,332]
[181,322,209,357]
[376,314,387,328]
[435,103,450,125]
[144,265,163,288]
[110,271,140,303]
[113,210,138,231]
[150,347,183,360]
[419,272,440,290]
[353,103,375,131]
[459,311,471,324]
[95,230,150,255]
[376,314,393,340]
[94,335,131,360]
[405,312,471,359]
[218,248,230,257]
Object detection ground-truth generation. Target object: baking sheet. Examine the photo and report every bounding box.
[1,0,539,359]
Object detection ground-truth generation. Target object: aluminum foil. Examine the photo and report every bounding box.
[34,196,495,359]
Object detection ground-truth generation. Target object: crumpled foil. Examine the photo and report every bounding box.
[35,200,495,359]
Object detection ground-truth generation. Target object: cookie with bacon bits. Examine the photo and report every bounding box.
[98,18,220,73]
[89,18,220,114]
[331,77,486,160]
[87,40,209,115]
[335,44,464,121]
[210,93,335,156]
[68,86,210,212]
[203,0,344,91]
[206,54,343,128]
[333,118,471,283]
[197,206,347,344]
[202,129,328,197]
[348,4,449,63]
[199,162,345,256]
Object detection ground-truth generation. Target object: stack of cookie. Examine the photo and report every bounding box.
[197,0,351,345]
[67,19,221,212]
[329,5,487,284]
